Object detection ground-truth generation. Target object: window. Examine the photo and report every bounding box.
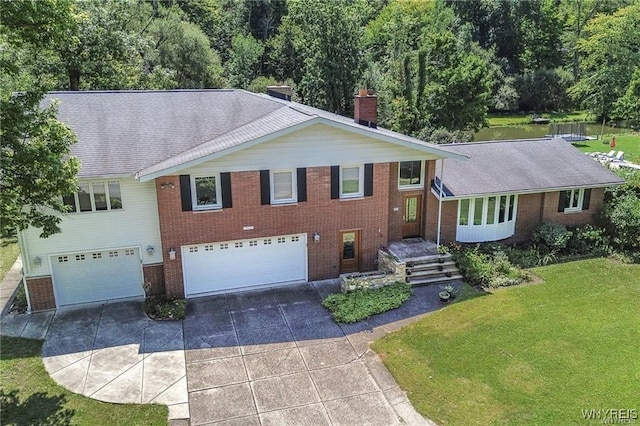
[458,194,518,228]
[459,199,470,226]
[560,189,590,213]
[63,181,123,213]
[193,176,220,210]
[398,161,424,188]
[270,170,297,204]
[340,166,364,198]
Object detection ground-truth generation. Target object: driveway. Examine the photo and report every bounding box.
[2,280,451,425]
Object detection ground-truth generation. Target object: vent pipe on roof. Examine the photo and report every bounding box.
[354,89,377,128]
[266,85,292,101]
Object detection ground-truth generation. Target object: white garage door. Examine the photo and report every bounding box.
[183,234,307,297]
[50,247,144,307]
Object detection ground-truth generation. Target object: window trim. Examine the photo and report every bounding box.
[563,188,585,213]
[270,169,298,204]
[458,194,518,228]
[191,174,222,211]
[398,161,425,189]
[63,180,123,213]
[340,165,364,199]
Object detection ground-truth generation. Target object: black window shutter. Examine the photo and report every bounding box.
[582,189,591,210]
[297,168,307,202]
[260,170,271,205]
[557,190,567,212]
[220,172,232,208]
[330,166,340,199]
[179,175,192,211]
[364,163,374,197]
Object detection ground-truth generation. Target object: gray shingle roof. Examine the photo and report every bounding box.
[435,139,624,197]
[44,89,464,179]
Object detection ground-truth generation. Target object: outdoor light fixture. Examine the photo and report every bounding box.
[160,182,175,189]
[312,232,320,243]
[168,248,176,260]
[33,256,42,267]
[146,245,155,256]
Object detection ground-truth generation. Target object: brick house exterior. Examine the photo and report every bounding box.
[19,90,623,311]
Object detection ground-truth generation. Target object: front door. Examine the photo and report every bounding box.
[402,194,422,238]
[339,230,360,273]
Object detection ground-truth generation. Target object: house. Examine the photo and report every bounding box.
[18,89,624,311]
[428,139,625,244]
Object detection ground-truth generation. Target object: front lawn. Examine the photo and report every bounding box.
[0,336,168,425]
[372,258,640,425]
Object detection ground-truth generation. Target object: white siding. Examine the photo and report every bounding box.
[186,123,441,174]
[22,178,161,277]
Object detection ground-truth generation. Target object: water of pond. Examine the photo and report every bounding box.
[474,124,623,141]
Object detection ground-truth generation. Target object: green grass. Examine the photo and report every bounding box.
[0,237,20,279]
[0,336,168,425]
[372,258,640,426]
[574,133,640,164]
[488,111,592,127]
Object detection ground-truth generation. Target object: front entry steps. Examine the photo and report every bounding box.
[382,239,462,287]
[405,253,463,286]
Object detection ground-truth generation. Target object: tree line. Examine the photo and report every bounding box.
[1,0,639,236]
[3,0,640,137]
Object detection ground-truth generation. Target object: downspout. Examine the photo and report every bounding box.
[436,159,445,248]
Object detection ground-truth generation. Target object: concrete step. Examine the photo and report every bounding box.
[405,253,453,266]
[409,274,464,286]
[407,260,457,273]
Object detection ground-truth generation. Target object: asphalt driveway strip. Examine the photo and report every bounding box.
[1,280,456,425]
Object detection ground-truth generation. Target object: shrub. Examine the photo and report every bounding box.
[451,246,494,286]
[322,282,411,323]
[10,285,27,314]
[567,224,612,256]
[532,222,572,252]
[601,193,640,250]
[144,296,186,320]
[450,244,532,288]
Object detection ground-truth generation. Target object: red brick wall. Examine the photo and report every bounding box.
[142,264,165,296]
[542,188,604,227]
[505,193,545,243]
[25,277,55,311]
[428,189,606,246]
[387,162,428,242]
[156,165,391,297]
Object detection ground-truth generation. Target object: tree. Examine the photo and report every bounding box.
[224,34,264,89]
[148,12,224,89]
[366,1,492,136]
[614,68,640,128]
[569,3,640,120]
[281,0,370,114]
[1,0,80,237]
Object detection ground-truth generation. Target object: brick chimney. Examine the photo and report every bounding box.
[354,89,377,128]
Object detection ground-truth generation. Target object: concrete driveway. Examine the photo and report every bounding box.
[2,280,452,425]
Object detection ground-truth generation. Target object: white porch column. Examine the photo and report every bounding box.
[436,159,445,247]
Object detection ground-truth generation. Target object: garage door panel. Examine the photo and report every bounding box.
[51,248,144,307]
[183,234,307,296]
